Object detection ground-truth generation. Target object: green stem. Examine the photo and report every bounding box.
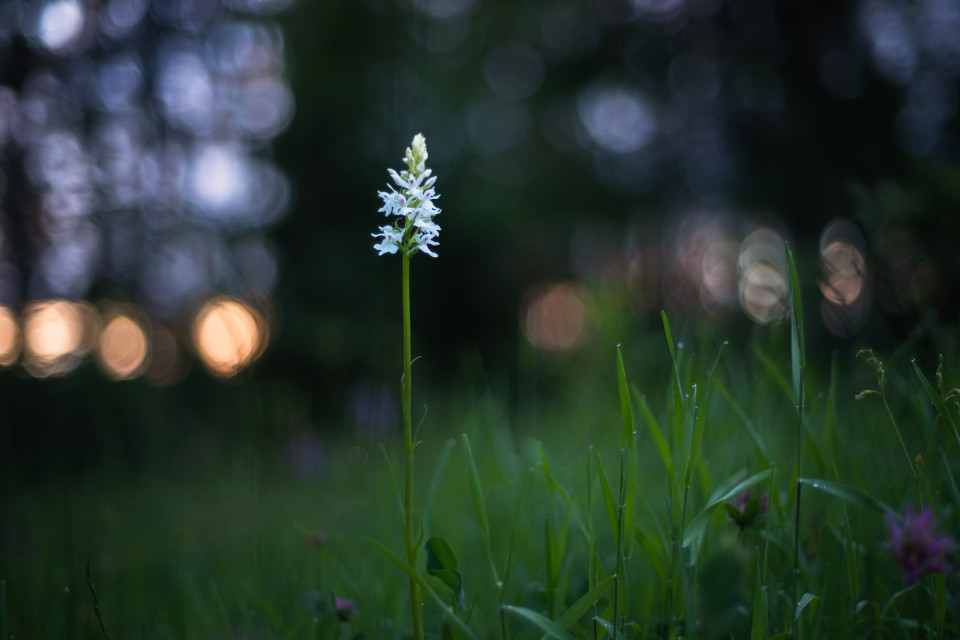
[881,392,923,505]
[793,375,804,620]
[402,255,424,640]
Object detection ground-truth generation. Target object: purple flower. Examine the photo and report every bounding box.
[882,505,954,585]
[335,597,357,622]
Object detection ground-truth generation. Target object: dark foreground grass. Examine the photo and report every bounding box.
[3,322,960,639]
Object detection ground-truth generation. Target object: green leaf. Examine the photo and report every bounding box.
[366,536,479,640]
[751,552,768,640]
[35,587,68,640]
[426,537,465,609]
[616,345,634,451]
[426,535,458,572]
[913,361,960,447]
[794,592,819,620]
[798,478,891,513]
[501,605,577,640]
[683,468,773,548]
[593,615,627,639]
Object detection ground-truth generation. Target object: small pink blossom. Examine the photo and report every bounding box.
[882,504,954,585]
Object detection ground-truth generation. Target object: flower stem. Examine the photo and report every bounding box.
[402,254,423,640]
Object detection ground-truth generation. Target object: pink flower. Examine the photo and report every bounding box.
[335,597,357,622]
[882,505,954,585]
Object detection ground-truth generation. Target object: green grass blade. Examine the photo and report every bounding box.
[912,361,960,447]
[502,606,577,640]
[1,579,7,640]
[712,377,771,462]
[596,450,618,541]
[751,343,793,405]
[841,504,859,601]
[635,390,673,474]
[634,524,667,580]
[622,445,636,559]
[35,587,68,640]
[798,478,891,513]
[425,437,457,522]
[685,342,725,486]
[794,592,818,620]
[683,468,773,548]
[616,345,634,451]
[539,442,571,507]
[785,242,805,402]
[662,311,684,441]
[935,572,946,637]
[367,536,480,640]
[551,575,617,633]
[751,551,768,640]
[462,433,501,586]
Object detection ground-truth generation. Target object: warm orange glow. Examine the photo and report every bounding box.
[738,227,788,325]
[520,282,588,352]
[739,263,788,325]
[0,306,19,366]
[22,299,92,376]
[97,312,149,380]
[820,241,867,306]
[192,297,267,377]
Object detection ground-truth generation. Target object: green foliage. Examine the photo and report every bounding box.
[6,319,960,639]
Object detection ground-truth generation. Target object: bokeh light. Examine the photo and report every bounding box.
[97,309,150,380]
[819,219,870,337]
[520,282,589,353]
[0,306,20,366]
[738,227,788,325]
[22,299,95,377]
[192,297,268,377]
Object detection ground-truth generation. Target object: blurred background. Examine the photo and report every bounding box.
[0,0,959,474]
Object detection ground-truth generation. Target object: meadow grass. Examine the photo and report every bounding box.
[3,301,959,639]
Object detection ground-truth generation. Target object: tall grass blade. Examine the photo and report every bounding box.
[750,344,794,405]
[794,592,818,620]
[634,524,667,580]
[622,443,636,560]
[366,536,480,640]
[635,390,673,474]
[462,434,501,586]
[685,342,725,487]
[912,361,960,447]
[661,311,684,441]
[547,575,617,636]
[751,551,768,640]
[35,587,68,640]
[0,579,6,640]
[502,606,577,640]
[616,345,634,451]
[798,478,891,513]
[596,450,619,541]
[785,243,805,401]
[712,377,770,462]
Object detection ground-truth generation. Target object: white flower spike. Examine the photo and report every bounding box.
[373,133,441,258]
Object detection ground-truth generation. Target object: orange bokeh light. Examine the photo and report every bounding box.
[0,306,20,366]
[520,282,589,352]
[97,311,150,380]
[22,299,94,376]
[192,297,268,377]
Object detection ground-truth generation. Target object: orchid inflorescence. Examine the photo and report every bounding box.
[373,133,441,258]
